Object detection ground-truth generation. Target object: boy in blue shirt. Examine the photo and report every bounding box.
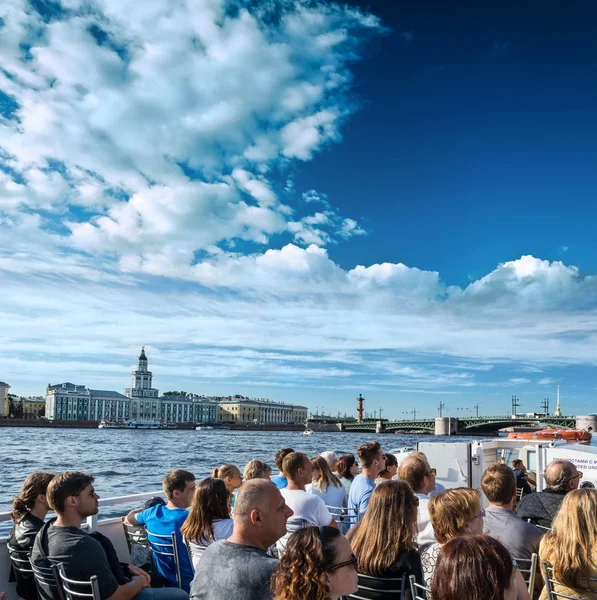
[348,442,386,524]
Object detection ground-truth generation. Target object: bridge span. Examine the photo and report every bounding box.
[340,415,581,436]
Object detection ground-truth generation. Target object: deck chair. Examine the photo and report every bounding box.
[146,529,183,588]
[348,573,406,599]
[541,561,597,600]
[409,574,430,600]
[31,561,66,600]
[326,505,359,534]
[514,553,538,595]
[57,563,101,600]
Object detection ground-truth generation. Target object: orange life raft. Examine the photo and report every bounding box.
[508,428,592,442]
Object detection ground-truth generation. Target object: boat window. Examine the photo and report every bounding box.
[527,450,537,472]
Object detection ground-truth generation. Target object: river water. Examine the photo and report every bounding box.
[0,427,483,532]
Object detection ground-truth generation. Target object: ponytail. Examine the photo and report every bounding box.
[10,472,55,523]
[211,467,220,478]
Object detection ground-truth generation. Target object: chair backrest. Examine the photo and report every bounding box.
[347,573,406,599]
[285,516,310,534]
[513,553,538,595]
[146,529,182,587]
[31,561,66,600]
[326,506,359,534]
[541,561,597,600]
[7,543,34,574]
[409,574,430,600]
[121,517,150,553]
[183,538,195,574]
[516,487,525,501]
[57,563,101,600]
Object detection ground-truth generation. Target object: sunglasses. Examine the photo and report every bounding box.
[570,472,583,480]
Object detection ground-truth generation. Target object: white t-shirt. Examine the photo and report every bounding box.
[277,488,333,554]
[415,493,436,545]
[305,481,346,515]
[186,518,234,570]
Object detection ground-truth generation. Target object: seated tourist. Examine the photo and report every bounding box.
[420,488,484,587]
[190,479,293,600]
[431,535,530,600]
[211,464,243,498]
[374,453,398,483]
[278,452,337,554]
[512,459,533,497]
[320,451,339,474]
[181,478,233,570]
[8,472,55,600]
[31,471,187,600]
[348,442,386,524]
[271,526,358,600]
[336,454,359,498]
[306,456,346,509]
[126,469,196,591]
[270,448,295,489]
[539,488,597,600]
[398,454,436,544]
[243,459,272,481]
[481,463,543,562]
[516,460,580,529]
[347,480,424,599]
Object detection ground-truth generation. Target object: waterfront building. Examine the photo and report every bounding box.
[217,396,307,425]
[46,383,130,421]
[2,395,46,419]
[159,394,217,424]
[0,381,9,417]
[124,347,160,420]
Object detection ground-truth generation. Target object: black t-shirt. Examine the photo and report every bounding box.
[355,548,424,600]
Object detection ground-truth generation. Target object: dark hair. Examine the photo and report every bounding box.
[163,469,195,501]
[357,442,382,468]
[274,448,295,471]
[336,455,356,481]
[512,459,523,468]
[378,453,397,478]
[11,472,55,522]
[283,452,309,479]
[481,464,516,505]
[181,478,230,543]
[47,472,94,514]
[431,535,513,600]
[271,526,342,600]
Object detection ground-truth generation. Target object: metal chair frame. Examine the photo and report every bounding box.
[183,537,195,574]
[121,517,150,554]
[541,561,597,600]
[348,573,406,599]
[409,574,430,600]
[146,529,183,588]
[514,553,538,595]
[31,561,66,600]
[7,543,34,574]
[57,563,101,600]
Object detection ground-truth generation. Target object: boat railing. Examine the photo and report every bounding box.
[0,490,165,540]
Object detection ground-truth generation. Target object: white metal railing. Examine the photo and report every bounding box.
[0,490,164,540]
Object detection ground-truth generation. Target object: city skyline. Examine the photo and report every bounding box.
[1,1,597,417]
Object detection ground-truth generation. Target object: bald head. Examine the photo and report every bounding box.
[545,460,579,492]
[233,479,277,520]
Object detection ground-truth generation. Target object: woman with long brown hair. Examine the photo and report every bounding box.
[539,488,597,599]
[431,535,529,600]
[420,487,484,587]
[8,472,55,600]
[307,456,346,510]
[336,454,359,498]
[347,480,423,598]
[271,525,358,600]
[181,477,233,569]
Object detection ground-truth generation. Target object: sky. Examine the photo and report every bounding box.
[1,0,597,419]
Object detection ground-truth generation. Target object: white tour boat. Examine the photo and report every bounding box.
[2,436,597,597]
[98,419,172,430]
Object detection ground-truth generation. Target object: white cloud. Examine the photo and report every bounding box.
[538,377,557,385]
[509,378,531,384]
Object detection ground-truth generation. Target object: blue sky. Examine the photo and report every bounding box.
[1,0,596,419]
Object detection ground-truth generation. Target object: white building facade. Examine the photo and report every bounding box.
[46,383,130,421]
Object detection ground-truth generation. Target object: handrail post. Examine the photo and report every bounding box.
[86,514,98,532]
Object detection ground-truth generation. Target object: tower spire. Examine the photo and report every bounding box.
[554,385,562,417]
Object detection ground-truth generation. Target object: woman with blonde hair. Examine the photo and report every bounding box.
[347,480,423,598]
[420,487,484,587]
[211,463,243,496]
[271,525,358,600]
[539,488,597,599]
[243,459,272,481]
[181,477,233,569]
[307,456,346,510]
[7,472,55,600]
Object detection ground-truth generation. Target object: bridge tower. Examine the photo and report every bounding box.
[554,386,562,417]
[357,394,364,422]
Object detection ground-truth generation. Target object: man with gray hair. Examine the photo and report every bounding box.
[190,479,293,600]
[320,450,338,473]
[515,459,581,529]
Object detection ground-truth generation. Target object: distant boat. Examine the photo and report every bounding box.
[508,428,592,442]
[98,419,172,430]
[302,429,314,435]
[196,425,214,430]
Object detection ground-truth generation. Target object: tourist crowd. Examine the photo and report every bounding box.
[5,442,597,600]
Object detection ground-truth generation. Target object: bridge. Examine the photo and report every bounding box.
[340,415,578,436]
